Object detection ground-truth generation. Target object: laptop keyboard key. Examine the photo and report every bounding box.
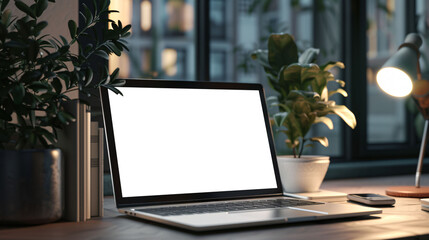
[136,198,323,216]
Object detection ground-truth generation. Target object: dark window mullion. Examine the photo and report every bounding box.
[406,0,418,148]
[196,0,210,81]
[406,0,417,33]
[343,0,367,161]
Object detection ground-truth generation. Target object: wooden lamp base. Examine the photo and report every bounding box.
[386,186,429,198]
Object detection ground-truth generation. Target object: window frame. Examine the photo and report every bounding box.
[342,0,421,162]
[98,0,424,163]
[197,0,422,162]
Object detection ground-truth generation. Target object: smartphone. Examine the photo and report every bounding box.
[347,193,395,206]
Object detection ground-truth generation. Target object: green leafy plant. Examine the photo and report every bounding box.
[0,0,130,150]
[252,33,356,157]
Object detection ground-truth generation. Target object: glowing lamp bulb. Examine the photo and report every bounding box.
[376,67,413,97]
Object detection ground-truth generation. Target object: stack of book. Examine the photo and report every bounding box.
[59,100,104,222]
[90,121,104,218]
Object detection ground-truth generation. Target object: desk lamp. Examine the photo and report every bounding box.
[377,33,429,197]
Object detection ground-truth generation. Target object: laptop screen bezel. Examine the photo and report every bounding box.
[100,79,283,208]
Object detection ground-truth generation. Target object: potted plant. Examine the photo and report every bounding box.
[252,33,356,193]
[0,0,130,224]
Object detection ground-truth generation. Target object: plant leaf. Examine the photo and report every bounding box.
[100,0,109,11]
[34,21,48,36]
[11,83,25,104]
[82,3,93,26]
[328,88,348,98]
[94,50,109,60]
[52,77,62,93]
[28,82,50,92]
[35,0,48,17]
[329,105,356,129]
[314,116,333,130]
[266,95,278,103]
[299,48,320,64]
[106,41,121,55]
[335,79,345,87]
[68,20,77,39]
[273,112,288,127]
[320,61,345,71]
[84,68,93,87]
[310,137,329,147]
[103,84,123,95]
[268,33,298,72]
[251,49,271,69]
[1,0,10,11]
[15,1,36,18]
[59,35,68,46]
[61,111,76,122]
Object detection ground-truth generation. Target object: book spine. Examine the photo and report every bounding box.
[85,107,91,220]
[78,102,88,222]
[61,100,92,222]
[90,122,102,217]
[61,100,80,222]
[98,127,104,217]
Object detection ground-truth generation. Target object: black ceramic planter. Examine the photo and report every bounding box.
[0,149,63,225]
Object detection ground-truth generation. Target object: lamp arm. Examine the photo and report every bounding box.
[417,53,422,81]
[416,119,429,188]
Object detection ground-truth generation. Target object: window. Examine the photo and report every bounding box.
[106,0,424,163]
[209,0,226,39]
[210,50,226,81]
[164,0,194,36]
[206,0,344,157]
[109,0,195,80]
[366,0,407,144]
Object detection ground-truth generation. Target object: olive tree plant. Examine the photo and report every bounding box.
[0,0,130,149]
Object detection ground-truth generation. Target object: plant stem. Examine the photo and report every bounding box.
[84,41,111,60]
[69,19,98,46]
[298,138,305,158]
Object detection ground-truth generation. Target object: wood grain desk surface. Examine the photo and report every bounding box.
[1,174,429,240]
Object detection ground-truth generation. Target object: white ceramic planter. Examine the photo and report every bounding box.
[277,155,330,193]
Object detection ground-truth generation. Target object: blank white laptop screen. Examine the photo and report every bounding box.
[108,87,277,198]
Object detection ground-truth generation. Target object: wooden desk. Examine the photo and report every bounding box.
[1,174,429,240]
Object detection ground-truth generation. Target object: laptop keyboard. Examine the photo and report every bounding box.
[136,198,323,216]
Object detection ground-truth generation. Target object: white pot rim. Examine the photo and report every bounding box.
[277,155,330,163]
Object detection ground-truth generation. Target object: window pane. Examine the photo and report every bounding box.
[417,1,429,84]
[209,0,344,157]
[311,1,344,158]
[415,1,429,139]
[366,0,407,144]
[109,0,195,80]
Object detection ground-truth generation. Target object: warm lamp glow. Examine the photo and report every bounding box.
[376,67,413,97]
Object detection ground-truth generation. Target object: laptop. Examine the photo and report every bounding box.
[100,79,381,231]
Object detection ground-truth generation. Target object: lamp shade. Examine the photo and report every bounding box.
[376,33,422,97]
